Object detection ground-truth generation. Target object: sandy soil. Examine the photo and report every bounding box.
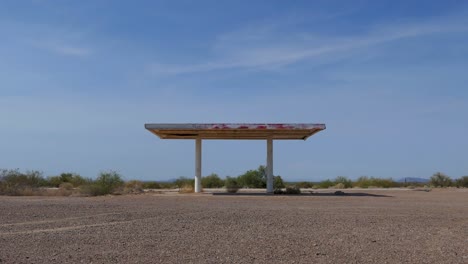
[0,189,467,264]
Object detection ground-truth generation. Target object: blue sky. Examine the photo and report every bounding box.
[1,0,468,181]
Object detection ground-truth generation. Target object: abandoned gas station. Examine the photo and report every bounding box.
[144,123,326,193]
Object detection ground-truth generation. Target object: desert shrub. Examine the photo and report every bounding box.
[179,183,195,193]
[159,182,176,189]
[237,166,266,188]
[332,183,346,189]
[353,176,395,188]
[174,177,194,188]
[53,183,74,196]
[334,176,352,188]
[430,172,452,187]
[96,171,124,191]
[69,175,87,187]
[455,176,468,188]
[202,173,224,188]
[354,176,372,188]
[79,171,124,196]
[59,182,74,190]
[295,181,314,188]
[47,176,64,187]
[79,184,107,196]
[273,188,284,194]
[15,170,45,187]
[0,169,47,195]
[142,181,162,189]
[123,180,144,194]
[318,179,334,189]
[225,176,240,193]
[174,177,195,193]
[47,173,87,187]
[372,178,395,188]
[274,176,285,189]
[15,187,40,196]
[285,185,301,194]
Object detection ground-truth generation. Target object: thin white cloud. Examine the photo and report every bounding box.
[149,15,468,75]
[0,20,92,57]
[46,43,90,56]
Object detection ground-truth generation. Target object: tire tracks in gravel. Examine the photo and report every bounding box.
[0,212,128,227]
[0,212,159,236]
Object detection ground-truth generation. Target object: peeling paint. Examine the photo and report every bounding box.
[144,123,326,140]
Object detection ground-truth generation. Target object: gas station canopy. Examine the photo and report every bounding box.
[144,123,326,193]
[144,123,326,140]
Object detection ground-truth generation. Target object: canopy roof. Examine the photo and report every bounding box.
[145,123,326,140]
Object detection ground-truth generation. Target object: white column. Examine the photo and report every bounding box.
[195,138,202,193]
[266,138,273,193]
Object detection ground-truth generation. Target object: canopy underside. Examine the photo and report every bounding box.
[145,123,326,140]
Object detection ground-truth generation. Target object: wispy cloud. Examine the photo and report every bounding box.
[41,42,91,56]
[0,20,92,57]
[149,15,468,75]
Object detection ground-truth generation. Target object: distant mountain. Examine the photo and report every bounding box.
[398,177,429,183]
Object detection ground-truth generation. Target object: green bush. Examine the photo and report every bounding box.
[274,176,285,189]
[159,182,176,189]
[353,176,396,188]
[47,176,63,187]
[354,176,371,188]
[47,173,87,187]
[79,184,108,196]
[123,180,144,194]
[372,178,396,188]
[59,182,74,190]
[142,181,162,189]
[174,177,194,188]
[295,181,314,188]
[285,185,301,194]
[430,172,452,187]
[96,171,124,191]
[179,183,195,193]
[79,171,124,196]
[202,173,224,188]
[333,176,352,188]
[318,179,334,189]
[0,169,47,195]
[237,166,266,188]
[69,175,87,187]
[225,176,239,193]
[332,183,346,189]
[455,176,468,188]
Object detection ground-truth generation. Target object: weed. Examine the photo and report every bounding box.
[284,185,301,194]
[225,176,239,193]
[179,183,195,193]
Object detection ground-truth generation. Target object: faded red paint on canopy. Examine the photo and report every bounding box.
[144,123,326,140]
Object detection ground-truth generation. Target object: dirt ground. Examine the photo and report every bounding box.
[0,189,467,264]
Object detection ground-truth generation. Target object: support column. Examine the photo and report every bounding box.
[266,137,273,193]
[195,138,202,193]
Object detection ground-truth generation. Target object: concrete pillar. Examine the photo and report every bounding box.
[266,138,273,193]
[195,138,202,193]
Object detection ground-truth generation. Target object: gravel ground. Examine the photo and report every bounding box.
[0,189,467,264]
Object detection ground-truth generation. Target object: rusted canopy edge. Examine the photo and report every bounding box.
[144,123,326,140]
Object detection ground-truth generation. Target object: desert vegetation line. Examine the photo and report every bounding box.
[0,168,467,197]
